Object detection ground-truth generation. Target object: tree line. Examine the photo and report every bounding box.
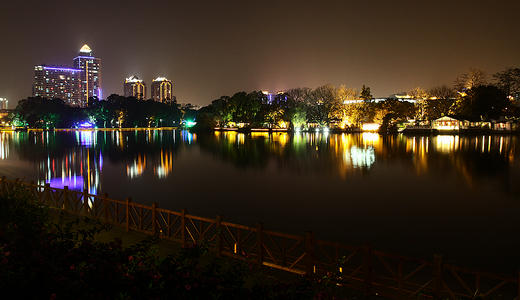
[11,95,185,129]
[196,67,520,131]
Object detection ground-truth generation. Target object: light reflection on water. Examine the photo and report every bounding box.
[0,130,518,190]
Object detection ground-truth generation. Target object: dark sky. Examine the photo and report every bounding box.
[1,0,519,107]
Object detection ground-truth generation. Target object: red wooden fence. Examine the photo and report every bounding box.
[1,177,518,300]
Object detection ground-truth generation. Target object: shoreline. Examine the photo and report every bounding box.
[1,126,519,136]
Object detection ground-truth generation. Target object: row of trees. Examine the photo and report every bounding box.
[414,67,520,121]
[197,85,411,131]
[12,95,185,129]
[196,67,520,131]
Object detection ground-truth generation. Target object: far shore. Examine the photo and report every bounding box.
[1,126,519,135]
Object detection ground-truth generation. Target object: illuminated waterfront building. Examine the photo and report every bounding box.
[0,98,7,109]
[73,44,102,104]
[32,44,102,107]
[262,90,287,104]
[33,66,82,105]
[124,76,147,100]
[151,77,173,103]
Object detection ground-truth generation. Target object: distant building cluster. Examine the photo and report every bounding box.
[124,76,147,100]
[342,93,455,105]
[124,75,175,104]
[262,91,288,104]
[30,45,179,107]
[0,97,7,110]
[33,45,101,107]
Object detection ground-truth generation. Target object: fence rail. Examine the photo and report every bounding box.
[1,177,518,300]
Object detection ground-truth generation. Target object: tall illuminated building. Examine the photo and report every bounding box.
[33,66,82,105]
[32,44,102,107]
[73,44,102,105]
[124,76,147,99]
[151,77,173,103]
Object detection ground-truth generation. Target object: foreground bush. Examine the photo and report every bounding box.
[0,186,352,299]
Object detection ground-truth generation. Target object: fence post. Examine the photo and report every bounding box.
[433,254,443,300]
[29,181,37,202]
[305,231,315,275]
[125,197,131,232]
[363,245,373,296]
[257,222,264,266]
[181,209,187,247]
[152,202,157,234]
[517,271,519,300]
[215,215,222,256]
[0,176,5,195]
[103,193,109,222]
[398,259,403,293]
[44,183,50,204]
[83,188,90,215]
[63,186,69,211]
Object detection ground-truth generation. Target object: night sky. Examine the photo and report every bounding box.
[1,0,519,107]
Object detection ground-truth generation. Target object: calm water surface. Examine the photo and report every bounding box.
[0,130,518,272]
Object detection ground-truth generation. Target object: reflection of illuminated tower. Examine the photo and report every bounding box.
[124,76,147,100]
[36,131,103,195]
[73,44,102,105]
[151,77,173,104]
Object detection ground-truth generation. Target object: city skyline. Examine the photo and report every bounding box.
[32,45,102,107]
[1,0,519,108]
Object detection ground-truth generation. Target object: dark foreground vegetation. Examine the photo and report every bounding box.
[0,185,361,299]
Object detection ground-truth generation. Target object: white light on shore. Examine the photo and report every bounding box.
[362,123,380,132]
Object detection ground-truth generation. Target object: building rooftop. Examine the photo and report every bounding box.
[35,65,82,72]
[79,44,92,53]
[125,75,143,83]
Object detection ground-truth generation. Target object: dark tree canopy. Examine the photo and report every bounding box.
[360,85,373,102]
[13,96,182,128]
[451,85,510,120]
[493,67,520,100]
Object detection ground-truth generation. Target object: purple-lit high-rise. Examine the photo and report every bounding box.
[33,66,82,106]
[32,44,102,107]
[73,45,102,104]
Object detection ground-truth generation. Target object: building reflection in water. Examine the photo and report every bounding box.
[155,150,174,178]
[36,134,102,195]
[126,151,175,180]
[75,130,97,147]
[0,130,518,195]
[127,154,146,179]
[210,131,517,185]
[0,132,10,160]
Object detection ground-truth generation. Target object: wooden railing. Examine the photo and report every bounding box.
[1,177,518,300]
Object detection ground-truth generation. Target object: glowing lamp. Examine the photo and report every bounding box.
[362,123,380,131]
[78,122,94,128]
[185,120,197,128]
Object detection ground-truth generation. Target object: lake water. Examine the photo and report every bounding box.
[0,130,518,273]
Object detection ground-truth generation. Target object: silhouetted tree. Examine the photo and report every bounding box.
[450,85,509,120]
[454,68,487,91]
[493,67,520,100]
